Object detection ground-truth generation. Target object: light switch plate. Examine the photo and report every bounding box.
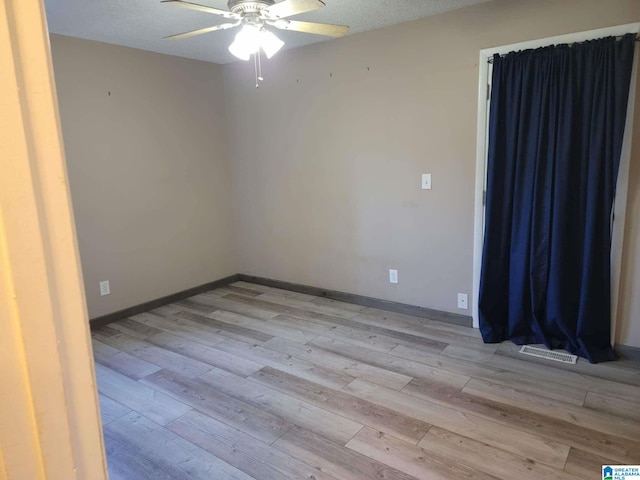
[421,174,432,190]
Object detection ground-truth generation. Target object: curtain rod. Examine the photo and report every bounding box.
[487,34,640,64]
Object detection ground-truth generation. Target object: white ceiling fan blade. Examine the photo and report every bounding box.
[161,0,239,20]
[266,0,325,19]
[273,19,348,37]
[164,22,239,40]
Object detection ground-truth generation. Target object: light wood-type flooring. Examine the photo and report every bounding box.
[92,281,640,480]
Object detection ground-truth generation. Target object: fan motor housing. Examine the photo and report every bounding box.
[228,0,275,14]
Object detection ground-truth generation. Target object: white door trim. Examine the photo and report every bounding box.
[0,0,107,477]
[472,23,640,333]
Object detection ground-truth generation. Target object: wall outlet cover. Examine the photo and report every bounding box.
[100,280,111,296]
[389,269,399,284]
[457,293,468,309]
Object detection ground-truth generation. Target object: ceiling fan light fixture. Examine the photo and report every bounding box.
[228,24,261,60]
[260,29,284,59]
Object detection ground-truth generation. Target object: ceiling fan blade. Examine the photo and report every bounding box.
[164,22,239,40]
[266,0,325,19]
[161,0,239,19]
[273,19,348,37]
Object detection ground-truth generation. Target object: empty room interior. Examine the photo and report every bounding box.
[3,0,640,478]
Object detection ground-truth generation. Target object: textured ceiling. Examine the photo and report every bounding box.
[45,0,493,64]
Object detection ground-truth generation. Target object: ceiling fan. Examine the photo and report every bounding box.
[162,0,349,61]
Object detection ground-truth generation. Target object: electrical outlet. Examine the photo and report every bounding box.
[100,280,111,296]
[421,173,432,190]
[389,269,398,284]
[457,293,468,309]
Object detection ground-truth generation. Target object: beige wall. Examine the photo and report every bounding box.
[222,0,640,345]
[51,35,236,318]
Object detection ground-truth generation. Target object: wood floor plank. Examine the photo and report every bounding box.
[104,412,253,480]
[269,314,399,353]
[584,391,640,422]
[224,298,401,352]
[563,447,612,479]
[344,378,570,469]
[452,380,639,464]
[440,343,499,363]
[220,285,265,297]
[130,311,227,347]
[142,369,293,444]
[206,309,318,343]
[232,281,317,302]
[92,339,161,380]
[263,336,412,390]
[189,291,243,306]
[95,364,191,426]
[146,332,264,377]
[390,343,588,406]
[174,298,216,314]
[197,296,280,321]
[411,379,640,464]
[484,352,640,403]
[359,307,446,328]
[255,292,360,319]
[250,367,430,444]
[417,426,583,480]
[95,329,213,378]
[92,325,122,337]
[309,336,471,392]
[273,426,419,480]
[195,289,231,299]
[168,410,338,480]
[495,342,640,387]
[214,337,355,389]
[197,367,363,445]
[104,430,183,480]
[358,307,482,339]
[417,319,483,338]
[108,318,164,339]
[462,378,640,443]
[150,307,270,346]
[176,311,273,343]
[224,293,449,352]
[347,427,500,480]
[99,394,132,426]
[149,304,183,316]
[311,296,370,314]
[351,312,495,350]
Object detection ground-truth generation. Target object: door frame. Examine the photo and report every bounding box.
[0,0,107,478]
[471,23,640,341]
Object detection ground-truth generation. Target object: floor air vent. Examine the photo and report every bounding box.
[519,345,578,364]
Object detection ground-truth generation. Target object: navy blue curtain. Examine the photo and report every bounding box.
[479,34,636,363]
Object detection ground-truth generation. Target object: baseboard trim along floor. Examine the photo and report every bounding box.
[615,343,640,362]
[90,274,241,329]
[238,274,473,328]
[88,274,640,360]
[90,273,473,329]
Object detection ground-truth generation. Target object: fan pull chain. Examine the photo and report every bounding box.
[253,50,264,88]
[254,52,259,88]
